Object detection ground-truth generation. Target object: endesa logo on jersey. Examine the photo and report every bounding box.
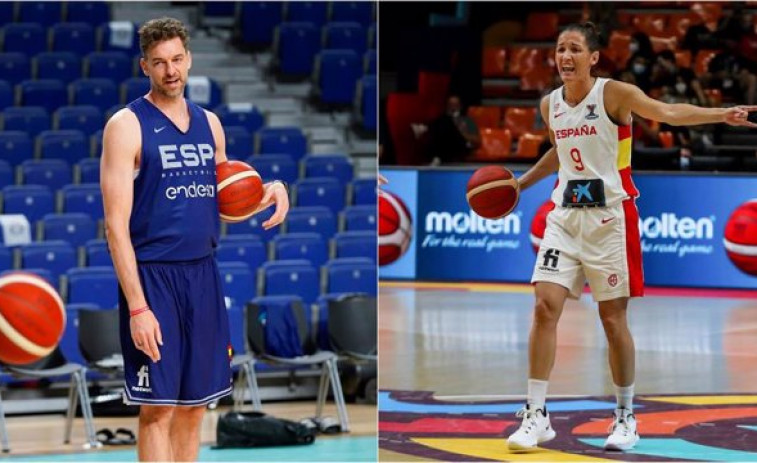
[554,125,597,140]
[159,144,216,200]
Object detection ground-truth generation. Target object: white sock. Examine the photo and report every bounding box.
[527,379,548,410]
[615,383,634,411]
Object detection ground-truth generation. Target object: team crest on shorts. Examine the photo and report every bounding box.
[608,273,618,287]
[585,104,599,120]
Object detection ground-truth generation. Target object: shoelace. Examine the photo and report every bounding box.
[516,408,539,434]
[607,414,633,436]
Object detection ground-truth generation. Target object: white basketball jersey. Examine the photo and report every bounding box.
[548,78,638,207]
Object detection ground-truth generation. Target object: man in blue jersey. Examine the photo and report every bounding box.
[100,18,289,461]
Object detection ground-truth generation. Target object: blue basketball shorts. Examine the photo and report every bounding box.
[119,255,233,406]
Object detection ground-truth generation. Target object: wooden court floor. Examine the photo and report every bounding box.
[379,282,757,462]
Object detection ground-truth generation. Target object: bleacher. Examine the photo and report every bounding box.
[0,1,377,399]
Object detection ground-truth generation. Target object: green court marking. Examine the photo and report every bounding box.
[4,436,376,462]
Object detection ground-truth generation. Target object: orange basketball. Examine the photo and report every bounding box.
[0,272,66,365]
[216,160,264,223]
[466,166,520,219]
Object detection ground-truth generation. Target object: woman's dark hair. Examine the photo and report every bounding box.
[560,22,602,52]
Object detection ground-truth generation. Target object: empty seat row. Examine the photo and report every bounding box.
[1,20,140,56]
[0,2,110,28]
[0,51,145,86]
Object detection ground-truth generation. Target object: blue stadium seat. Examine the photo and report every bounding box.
[342,205,376,231]
[224,126,253,161]
[273,232,328,267]
[239,2,284,46]
[18,3,62,27]
[41,213,96,248]
[285,206,336,238]
[2,184,54,223]
[37,130,88,164]
[71,78,119,112]
[99,22,139,55]
[203,2,237,17]
[61,303,101,366]
[56,105,103,137]
[247,153,298,184]
[277,22,320,76]
[351,178,377,205]
[90,129,104,157]
[0,246,12,273]
[217,261,256,307]
[84,239,111,266]
[60,183,103,220]
[67,2,110,24]
[51,23,96,55]
[20,159,73,192]
[184,76,222,109]
[333,230,376,262]
[36,52,83,84]
[324,22,367,54]
[0,3,13,27]
[287,2,328,27]
[216,234,266,272]
[2,107,50,138]
[76,157,101,184]
[0,80,10,111]
[0,160,12,189]
[364,49,376,74]
[303,154,354,185]
[225,207,281,243]
[359,75,377,131]
[0,131,33,167]
[260,259,319,304]
[294,177,345,214]
[19,240,76,283]
[256,127,307,161]
[226,303,245,357]
[214,104,264,135]
[66,266,118,308]
[324,257,376,295]
[330,2,374,26]
[86,51,132,83]
[2,23,46,55]
[1,268,55,287]
[316,50,361,105]
[0,53,31,85]
[19,80,68,113]
[368,23,376,49]
[122,77,150,103]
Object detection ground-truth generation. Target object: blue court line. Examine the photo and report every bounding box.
[379,392,626,414]
[4,436,376,462]
[739,425,757,432]
[580,438,757,462]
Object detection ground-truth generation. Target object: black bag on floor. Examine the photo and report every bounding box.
[214,411,316,448]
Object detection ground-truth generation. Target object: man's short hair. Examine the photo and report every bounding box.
[138,17,190,57]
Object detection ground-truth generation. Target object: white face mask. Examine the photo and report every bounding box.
[629,41,639,53]
[633,63,646,74]
[723,78,734,89]
[675,82,687,94]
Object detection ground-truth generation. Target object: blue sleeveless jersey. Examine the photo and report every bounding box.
[126,97,219,262]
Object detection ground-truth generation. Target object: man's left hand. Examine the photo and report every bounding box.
[258,182,289,230]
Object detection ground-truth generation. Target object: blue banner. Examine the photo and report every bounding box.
[379,167,757,290]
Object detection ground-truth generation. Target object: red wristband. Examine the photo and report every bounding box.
[130,306,150,317]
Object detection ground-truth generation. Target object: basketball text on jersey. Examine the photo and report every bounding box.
[159,143,214,169]
[554,125,598,139]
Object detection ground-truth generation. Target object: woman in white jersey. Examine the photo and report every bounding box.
[507,22,757,452]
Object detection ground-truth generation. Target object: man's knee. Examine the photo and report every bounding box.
[140,405,175,426]
[173,406,206,424]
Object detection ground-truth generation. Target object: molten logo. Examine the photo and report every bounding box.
[425,210,521,235]
[639,213,714,240]
[554,125,597,139]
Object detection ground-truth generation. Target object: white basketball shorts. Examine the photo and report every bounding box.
[531,198,644,301]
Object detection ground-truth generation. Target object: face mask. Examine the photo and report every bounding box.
[633,63,646,74]
[723,78,734,89]
[675,82,687,94]
[629,41,639,53]
[450,110,460,118]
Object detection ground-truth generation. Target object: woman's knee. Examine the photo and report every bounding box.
[533,297,561,328]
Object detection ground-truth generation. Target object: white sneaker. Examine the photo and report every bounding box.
[507,405,556,450]
[604,408,640,451]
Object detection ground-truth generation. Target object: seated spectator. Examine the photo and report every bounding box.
[705,51,757,104]
[682,19,721,56]
[424,94,480,165]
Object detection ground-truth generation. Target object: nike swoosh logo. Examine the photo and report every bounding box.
[154,126,167,133]
[601,217,615,224]
[554,112,566,119]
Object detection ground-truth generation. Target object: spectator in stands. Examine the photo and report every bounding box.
[101,18,289,462]
[738,13,757,64]
[682,17,721,57]
[706,51,757,104]
[626,34,655,93]
[425,94,480,164]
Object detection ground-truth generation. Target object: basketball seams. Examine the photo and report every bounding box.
[217,170,261,192]
[723,239,757,256]
[465,179,519,201]
[220,210,257,223]
[0,273,66,318]
[0,309,55,357]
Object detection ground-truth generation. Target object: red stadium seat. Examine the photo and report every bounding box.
[650,34,678,53]
[516,132,546,158]
[482,47,507,78]
[694,49,718,74]
[523,13,559,41]
[606,31,632,69]
[658,131,674,148]
[690,2,722,29]
[667,12,700,41]
[386,92,429,166]
[632,15,667,37]
[675,50,692,68]
[468,106,502,129]
[504,107,537,140]
[418,71,450,119]
[520,67,554,92]
[471,128,512,161]
[508,47,545,77]
[705,88,722,107]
